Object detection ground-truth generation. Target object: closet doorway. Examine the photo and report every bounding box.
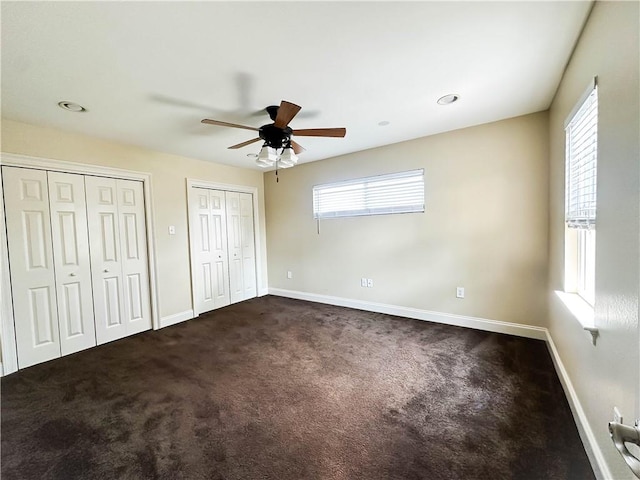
[187,180,260,315]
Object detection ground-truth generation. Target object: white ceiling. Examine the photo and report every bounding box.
[1,1,592,170]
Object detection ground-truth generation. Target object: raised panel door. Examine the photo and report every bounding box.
[2,166,61,368]
[191,188,230,314]
[48,171,96,355]
[225,191,244,304]
[209,190,230,308]
[192,189,215,314]
[239,193,257,300]
[116,179,152,335]
[85,175,127,344]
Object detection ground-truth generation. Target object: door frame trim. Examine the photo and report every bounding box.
[0,153,161,375]
[186,178,262,317]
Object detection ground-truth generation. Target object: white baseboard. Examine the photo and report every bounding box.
[268,288,547,340]
[159,309,194,329]
[258,287,269,297]
[545,332,611,480]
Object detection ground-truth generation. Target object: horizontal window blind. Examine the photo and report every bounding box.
[313,169,424,219]
[565,86,597,229]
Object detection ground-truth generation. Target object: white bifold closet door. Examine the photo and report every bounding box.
[191,188,256,315]
[3,167,97,368]
[3,167,152,369]
[85,176,152,345]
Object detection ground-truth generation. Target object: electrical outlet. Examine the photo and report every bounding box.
[456,287,465,298]
[614,407,623,424]
[367,278,374,288]
[287,271,292,279]
[361,278,367,287]
[168,225,176,235]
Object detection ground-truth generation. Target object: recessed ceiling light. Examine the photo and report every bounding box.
[58,101,86,112]
[437,94,460,105]
[246,153,258,158]
[378,120,390,126]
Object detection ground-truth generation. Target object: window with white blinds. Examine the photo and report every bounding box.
[313,169,424,219]
[565,85,598,229]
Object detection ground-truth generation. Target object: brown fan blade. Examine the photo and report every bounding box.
[290,140,306,154]
[228,138,262,149]
[292,128,346,138]
[274,100,302,128]
[201,119,259,131]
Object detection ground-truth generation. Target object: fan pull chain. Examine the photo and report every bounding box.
[276,166,279,183]
[317,218,320,235]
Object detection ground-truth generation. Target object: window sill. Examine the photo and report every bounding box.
[555,291,598,345]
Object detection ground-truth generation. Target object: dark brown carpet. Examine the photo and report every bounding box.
[2,295,594,480]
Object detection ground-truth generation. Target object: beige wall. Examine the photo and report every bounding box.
[548,1,640,478]
[1,119,268,320]
[265,112,550,327]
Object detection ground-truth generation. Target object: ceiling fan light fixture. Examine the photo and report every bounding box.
[279,147,298,165]
[258,145,278,163]
[255,158,273,168]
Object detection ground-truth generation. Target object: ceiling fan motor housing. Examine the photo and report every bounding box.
[259,124,292,149]
[265,105,279,121]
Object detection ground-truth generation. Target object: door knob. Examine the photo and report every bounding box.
[103,269,109,273]
[609,421,640,478]
[69,272,76,277]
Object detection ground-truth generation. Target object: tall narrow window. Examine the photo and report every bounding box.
[565,80,598,306]
[312,169,424,219]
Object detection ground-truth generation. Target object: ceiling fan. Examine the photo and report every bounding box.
[201,100,346,168]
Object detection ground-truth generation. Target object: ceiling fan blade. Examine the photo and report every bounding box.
[274,100,302,128]
[201,119,259,131]
[290,140,306,154]
[228,137,262,149]
[292,127,346,138]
